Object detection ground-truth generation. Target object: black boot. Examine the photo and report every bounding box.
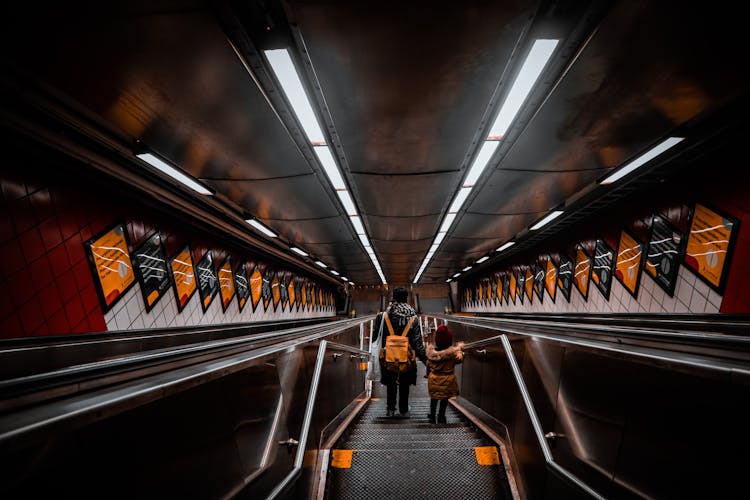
[427,414,436,424]
[437,415,447,424]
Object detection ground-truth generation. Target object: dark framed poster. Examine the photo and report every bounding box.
[545,257,557,303]
[196,251,219,312]
[217,257,236,312]
[573,245,592,300]
[524,266,534,303]
[533,262,545,302]
[235,263,250,313]
[250,265,263,311]
[591,239,615,300]
[302,281,310,310]
[516,268,525,305]
[491,274,500,305]
[132,232,171,312]
[288,275,297,310]
[84,222,136,312]
[509,271,518,304]
[615,229,644,299]
[279,272,289,311]
[684,203,739,294]
[169,245,197,313]
[557,253,573,302]
[502,273,510,304]
[644,214,685,297]
[318,287,323,309]
[262,269,274,311]
[477,281,485,304]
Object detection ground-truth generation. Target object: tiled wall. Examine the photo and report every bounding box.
[0,148,335,339]
[466,264,723,314]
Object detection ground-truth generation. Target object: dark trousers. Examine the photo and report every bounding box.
[430,398,447,418]
[386,382,410,413]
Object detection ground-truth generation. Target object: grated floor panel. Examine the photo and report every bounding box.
[324,363,513,499]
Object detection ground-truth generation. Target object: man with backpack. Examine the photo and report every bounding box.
[372,286,426,417]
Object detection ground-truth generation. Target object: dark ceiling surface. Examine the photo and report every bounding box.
[2,0,748,286]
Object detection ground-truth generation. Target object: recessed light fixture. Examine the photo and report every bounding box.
[330,270,340,276]
[453,273,461,278]
[291,247,308,257]
[341,277,348,282]
[476,256,489,264]
[246,218,278,238]
[497,241,515,252]
[600,137,685,185]
[530,210,564,230]
[446,279,452,283]
[314,261,327,268]
[136,151,213,195]
[462,266,472,272]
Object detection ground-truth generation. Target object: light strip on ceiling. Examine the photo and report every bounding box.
[350,216,366,235]
[600,137,685,185]
[265,48,386,284]
[330,270,340,276]
[136,152,212,195]
[497,241,515,252]
[476,256,489,264]
[291,247,308,257]
[314,261,327,268]
[529,210,564,230]
[488,39,559,139]
[462,266,472,272]
[264,49,326,144]
[246,218,278,238]
[413,38,559,284]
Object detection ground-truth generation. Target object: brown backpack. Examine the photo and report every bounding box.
[379,313,416,373]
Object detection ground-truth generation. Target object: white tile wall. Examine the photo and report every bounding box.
[465,265,721,314]
[104,284,334,331]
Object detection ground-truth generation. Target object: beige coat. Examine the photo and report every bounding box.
[426,343,463,399]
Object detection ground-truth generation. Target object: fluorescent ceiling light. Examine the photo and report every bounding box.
[463,141,500,187]
[358,233,370,248]
[476,256,489,264]
[448,187,472,213]
[600,137,685,185]
[314,261,327,268]
[246,218,278,238]
[265,49,325,145]
[341,277,348,281]
[530,210,564,230]
[330,270,340,276]
[488,39,559,139]
[136,153,212,195]
[439,214,457,234]
[453,273,461,278]
[291,247,308,257]
[433,233,447,248]
[462,266,472,272]
[336,190,358,216]
[497,241,515,252]
[314,146,346,190]
[446,279,452,283]
[349,282,355,286]
[350,216,366,234]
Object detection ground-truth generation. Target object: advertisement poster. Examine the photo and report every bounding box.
[301,282,309,309]
[644,214,684,296]
[574,245,592,300]
[319,288,323,308]
[262,269,274,311]
[509,271,517,304]
[684,203,739,293]
[218,258,236,312]
[592,239,615,300]
[196,251,219,312]
[533,262,545,302]
[288,276,296,310]
[279,273,289,311]
[502,273,510,304]
[524,267,534,303]
[235,264,250,312]
[545,257,557,303]
[84,223,136,312]
[557,253,573,302]
[492,275,499,305]
[615,230,643,298]
[250,265,263,311]
[516,268,525,305]
[478,281,485,303]
[169,245,197,312]
[132,232,170,312]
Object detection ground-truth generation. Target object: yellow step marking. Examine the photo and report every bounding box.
[359,362,368,371]
[475,446,500,465]
[331,449,354,468]
[370,397,380,401]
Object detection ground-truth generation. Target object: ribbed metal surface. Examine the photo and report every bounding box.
[325,367,513,499]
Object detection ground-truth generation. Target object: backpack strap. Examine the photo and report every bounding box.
[383,313,396,336]
[400,316,416,336]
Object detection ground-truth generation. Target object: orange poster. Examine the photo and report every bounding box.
[524,267,534,302]
[218,258,235,311]
[271,274,281,310]
[509,272,517,303]
[684,203,738,291]
[170,246,197,312]
[250,267,263,311]
[301,283,308,309]
[615,230,643,298]
[545,258,557,302]
[235,264,250,312]
[288,278,296,308]
[574,246,591,300]
[85,223,136,311]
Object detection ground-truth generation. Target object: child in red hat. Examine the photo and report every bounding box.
[426,324,463,423]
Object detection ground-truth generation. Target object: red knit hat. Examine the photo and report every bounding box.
[435,325,453,350]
